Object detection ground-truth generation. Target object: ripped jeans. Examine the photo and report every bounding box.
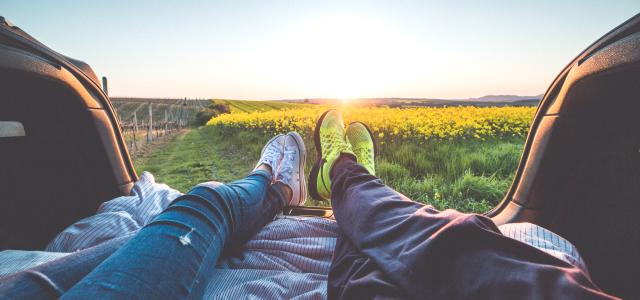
[57,170,286,299]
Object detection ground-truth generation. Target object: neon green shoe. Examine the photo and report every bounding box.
[345,122,376,175]
[308,110,354,201]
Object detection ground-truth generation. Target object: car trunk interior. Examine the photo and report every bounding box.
[492,25,640,299]
[0,41,134,250]
[1,13,639,299]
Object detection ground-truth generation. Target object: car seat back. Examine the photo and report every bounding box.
[0,19,136,249]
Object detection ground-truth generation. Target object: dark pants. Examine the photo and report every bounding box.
[1,170,287,299]
[327,156,614,300]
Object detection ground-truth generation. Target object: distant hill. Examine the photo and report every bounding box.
[282,94,542,107]
[112,94,543,112]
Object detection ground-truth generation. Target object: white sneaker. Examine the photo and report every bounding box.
[254,134,286,173]
[277,132,307,206]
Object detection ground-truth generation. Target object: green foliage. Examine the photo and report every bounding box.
[210,103,231,114]
[193,103,232,126]
[138,127,523,212]
[194,110,218,126]
[375,139,521,212]
[377,160,411,182]
[135,127,256,192]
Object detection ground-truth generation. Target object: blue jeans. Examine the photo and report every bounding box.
[0,170,286,299]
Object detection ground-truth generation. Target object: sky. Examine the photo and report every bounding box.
[3,1,640,100]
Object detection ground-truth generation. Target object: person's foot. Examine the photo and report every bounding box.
[254,134,286,174]
[309,110,355,201]
[276,132,307,206]
[345,122,376,175]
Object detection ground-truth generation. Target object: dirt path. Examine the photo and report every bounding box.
[130,129,189,161]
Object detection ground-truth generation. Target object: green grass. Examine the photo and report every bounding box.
[132,99,305,190]
[135,126,524,212]
[134,128,257,192]
[376,139,522,212]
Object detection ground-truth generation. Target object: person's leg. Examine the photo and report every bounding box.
[61,136,291,299]
[313,110,610,299]
[328,230,406,299]
[60,170,285,299]
[326,120,404,299]
[0,235,131,300]
[0,180,293,300]
[329,155,612,299]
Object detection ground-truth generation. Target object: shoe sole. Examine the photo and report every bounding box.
[308,109,335,201]
[286,131,307,206]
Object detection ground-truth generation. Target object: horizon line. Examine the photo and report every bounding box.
[109,94,545,101]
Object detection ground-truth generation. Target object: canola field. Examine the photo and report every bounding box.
[207,106,534,142]
[204,105,536,212]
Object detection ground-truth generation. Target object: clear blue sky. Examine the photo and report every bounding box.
[3,1,640,99]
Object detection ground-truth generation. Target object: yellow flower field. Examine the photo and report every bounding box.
[200,104,536,211]
[206,106,535,142]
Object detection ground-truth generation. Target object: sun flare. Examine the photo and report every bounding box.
[339,97,352,106]
[259,14,419,99]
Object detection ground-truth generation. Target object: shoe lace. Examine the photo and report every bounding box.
[349,134,374,173]
[260,142,283,170]
[358,148,374,167]
[276,147,297,183]
[321,130,350,157]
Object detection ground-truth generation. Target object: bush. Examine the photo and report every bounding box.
[193,103,231,126]
[194,109,219,126]
[210,103,231,114]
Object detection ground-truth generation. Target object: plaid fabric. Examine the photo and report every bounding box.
[0,172,588,298]
[499,222,588,273]
[0,250,69,277]
[45,172,182,252]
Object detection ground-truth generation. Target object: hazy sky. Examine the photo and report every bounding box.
[3,1,640,99]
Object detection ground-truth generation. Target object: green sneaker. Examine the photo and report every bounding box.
[345,122,376,175]
[308,110,354,201]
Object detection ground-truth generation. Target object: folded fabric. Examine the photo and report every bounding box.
[0,172,589,299]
